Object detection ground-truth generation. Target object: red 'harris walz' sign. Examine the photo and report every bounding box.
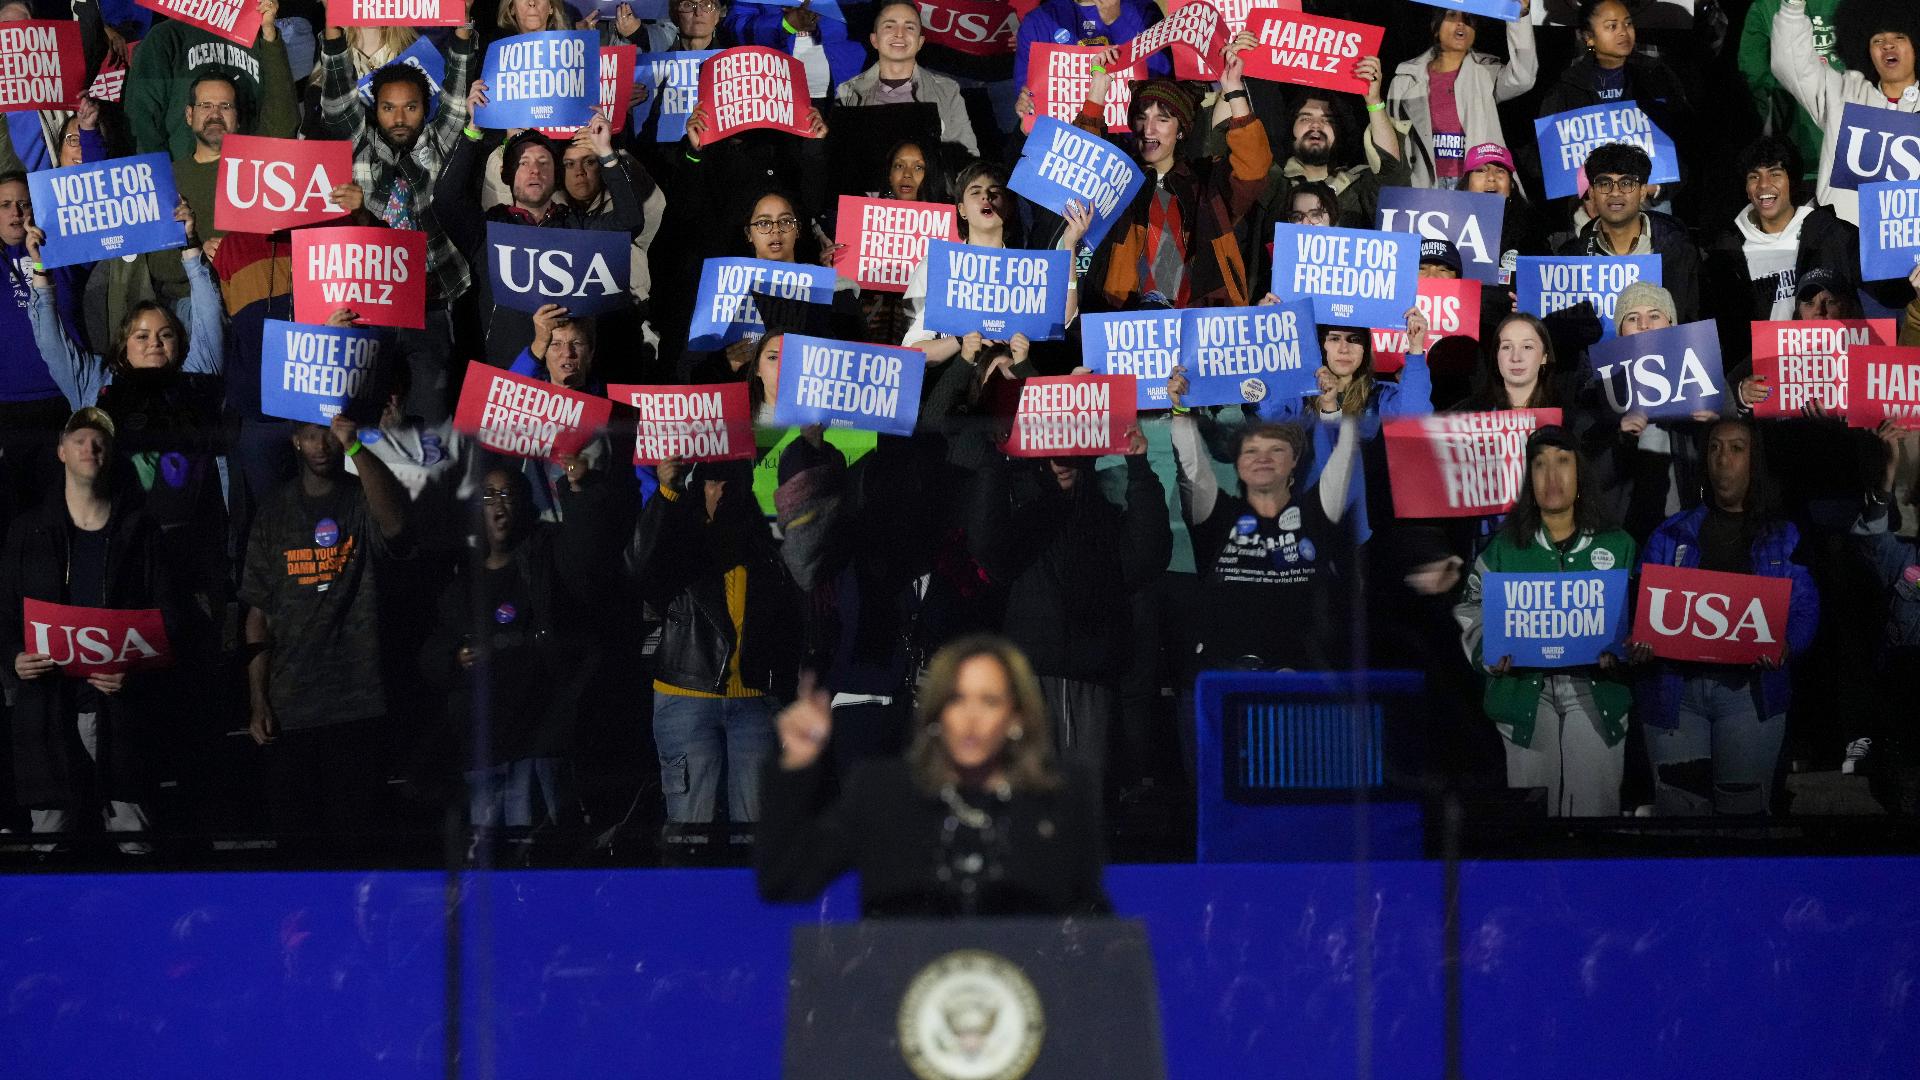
[22,599,174,678]
[292,226,428,329]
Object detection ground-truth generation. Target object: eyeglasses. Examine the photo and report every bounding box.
[674,0,718,12]
[1589,176,1643,195]
[749,215,800,234]
[480,488,515,504]
[1288,208,1331,224]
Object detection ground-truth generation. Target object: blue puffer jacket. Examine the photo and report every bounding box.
[1636,505,1820,729]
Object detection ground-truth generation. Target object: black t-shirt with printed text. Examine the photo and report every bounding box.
[1189,488,1348,670]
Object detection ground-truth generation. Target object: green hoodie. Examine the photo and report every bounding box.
[1739,0,1843,180]
[124,20,298,163]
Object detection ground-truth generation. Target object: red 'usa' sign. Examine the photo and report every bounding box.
[1242,9,1382,97]
[608,382,754,464]
[216,135,353,235]
[135,0,263,47]
[1371,277,1481,371]
[833,195,960,294]
[1024,43,1143,134]
[1382,408,1558,519]
[1846,344,1920,430]
[919,0,1020,57]
[0,22,86,112]
[22,598,173,678]
[1749,319,1895,418]
[292,226,428,329]
[1632,563,1792,666]
[455,366,612,461]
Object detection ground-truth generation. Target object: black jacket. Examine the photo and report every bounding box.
[1706,204,1860,366]
[1555,209,1706,337]
[1536,55,1696,201]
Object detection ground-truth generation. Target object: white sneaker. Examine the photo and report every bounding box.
[1841,737,1872,775]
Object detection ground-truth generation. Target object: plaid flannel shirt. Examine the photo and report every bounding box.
[316,35,476,303]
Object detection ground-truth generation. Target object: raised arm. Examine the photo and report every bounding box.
[1493,10,1538,102]
[1771,0,1847,120]
[179,249,228,376]
[1315,415,1360,523]
[25,232,102,408]
[1168,409,1219,525]
[315,31,369,141]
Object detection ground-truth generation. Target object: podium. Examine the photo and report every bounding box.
[783,917,1166,1080]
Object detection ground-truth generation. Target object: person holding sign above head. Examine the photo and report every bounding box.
[53,99,111,170]
[506,304,616,521]
[1454,424,1636,817]
[1386,1,1537,191]
[726,0,864,102]
[1010,0,1168,94]
[835,1,979,158]
[125,0,300,162]
[1555,142,1703,326]
[1629,416,1819,816]
[491,0,571,45]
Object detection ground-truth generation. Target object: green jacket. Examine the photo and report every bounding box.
[1738,0,1842,181]
[125,21,299,162]
[1455,528,1637,749]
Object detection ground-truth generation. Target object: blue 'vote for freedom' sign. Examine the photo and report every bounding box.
[357,38,445,116]
[1481,570,1630,668]
[1515,255,1661,340]
[1533,103,1680,199]
[1858,180,1920,281]
[1007,116,1145,251]
[28,153,186,269]
[1377,186,1507,285]
[1269,223,1418,329]
[1082,309,1183,409]
[1408,0,1523,19]
[687,257,835,349]
[922,240,1072,341]
[1586,319,1726,421]
[1177,299,1323,407]
[1828,103,1920,192]
[259,318,385,425]
[487,223,632,316]
[634,50,715,143]
[772,334,926,436]
[477,31,599,129]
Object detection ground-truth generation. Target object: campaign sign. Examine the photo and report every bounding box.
[1024,44,1142,134]
[1241,10,1383,97]
[1111,2,1225,74]
[22,599,173,678]
[1749,319,1895,418]
[477,31,599,129]
[833,195,960,294]
[1481,570,1629,668]
[1533,103,1680,200]
[331,0,463,25]
[587,0,667,17]
[1167,0,1300,78]
[688,257,835,349]
[454,365,612,461]
[215,135,353,235]
[1828,103,1920,192]
[1857,180,1920,281]
[1269,223,1417,329]
[1082,309,1183,408]
[536,46,636,139]
[0,22,86,112]
[88,45,130,103]
[134,0,262,47]
[28,154,186,270]
[1515,254,1660,340]
[357,38,446,110]
[292,226,428,330]
[1632,564,1791,666]
[1371,277,1481,367]
[1411,0,1523,21]
[259,319,384,425]
[1847,345,1920,430]
[1178,300,1322,407]
[771,335,927,436]
[1586,320,1727,421]
[1377,186,1506,286]
[698,47,810,140]
[1004,375,1138,457]
[919,0,1020,57]
[487,223,632,317]
[1008,116,1146,250]
[1382,408,1560,519]
[922,241,1072,341]
[609,382,755,464]
[635,50,715,143]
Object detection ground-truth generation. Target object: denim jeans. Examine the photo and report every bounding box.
[466,757,574,829]
[1646,672,1786,816]
[1502,675,1624,818]
[651,693,777,825]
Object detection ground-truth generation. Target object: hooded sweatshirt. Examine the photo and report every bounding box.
[1736,203,1812,320]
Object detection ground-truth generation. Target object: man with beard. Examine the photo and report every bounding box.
[173,56,300,240]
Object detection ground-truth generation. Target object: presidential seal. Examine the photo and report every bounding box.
[898,949,1045,1080]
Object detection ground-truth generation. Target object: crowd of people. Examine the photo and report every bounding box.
[2,0,1918,859]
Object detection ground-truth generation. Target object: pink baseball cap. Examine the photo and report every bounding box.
[1463,142,1515,174]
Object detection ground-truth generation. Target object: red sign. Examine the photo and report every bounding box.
[1382,408,1559,519]
[216,135,353,235]
[1749,319,1895,418]
[1024,43,1143,134]
[1847,344,1920,430]
[1003,374,1137,457]
[292,226,427,329]
[134,0,263,47]
[0,22,86,112]
[833,195,960,294]
[1371,277,1481,371]
[1111,2,1226,76]
[536,45,637,139]
[698,47,811,141]
[920,0,1020,57]
[1169,0,1300,77]
[22,599,173,678]
[1242,10,1382,97]
[1632,564,1792,666]
[87,43,133,103]
[608,382,754,464]
[455,366,613,461]
[330,0,464,26]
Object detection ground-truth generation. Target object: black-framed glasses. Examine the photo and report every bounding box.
[1288,208,1331,224]
[1590,176,1643,195]
[480,488,516,505]
[749,215,800,235]
[674,0,719,12]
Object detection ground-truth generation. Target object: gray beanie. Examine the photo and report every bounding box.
[1614,281,1677,334]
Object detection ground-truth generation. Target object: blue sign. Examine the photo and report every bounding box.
[355,38,446,120]
[1533,103,1681,200]
[486,222,633,316]
[1269,223,1418,329]
[476,31,599,129]
[1481,570,1629,668]
[771,334,926,436]
[589,0,666,18]
[1408,0,1523,18]
[634,49,715,143]
[1828,103,1920,192]
[687,257,836,349]
[1177,300,1323,408]
[1007,116,1146,250]
[28,153,185,270]
[1586,319,1726,420]
[1858,179,1920,281]
[259,319,385,425]
[1377,186,1507,286]
[921,240,1072,341]
[1515,255,1661,340]
[1082,309,1183,408]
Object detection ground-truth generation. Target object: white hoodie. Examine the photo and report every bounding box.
[1772,0,1920,225]
[1734,203,1811,319]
